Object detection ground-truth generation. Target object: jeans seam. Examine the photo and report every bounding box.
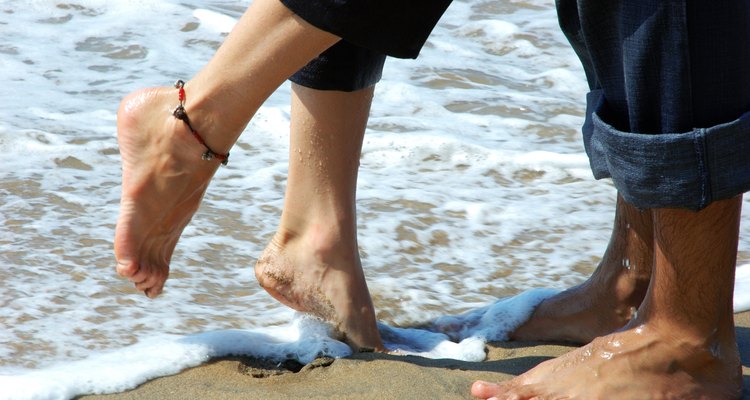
[692,128,710,209]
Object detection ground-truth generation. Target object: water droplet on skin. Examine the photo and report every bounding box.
[709,341,720,357]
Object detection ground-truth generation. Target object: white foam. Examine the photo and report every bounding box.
[734,264,750,313]
[1,275,746,399]
[0,290,556,400]
[430,288,559,342]
[0,315,350,400]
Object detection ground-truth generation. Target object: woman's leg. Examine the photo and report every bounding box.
[114,0,339,298]
[256,84,382,351]
[115,0,383,350]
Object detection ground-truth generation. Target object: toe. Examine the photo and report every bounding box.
[135,278,163,298]
[129,266,153,284]
[134,275,155,291]
[472,380,504,399]
[143,285,163,298]
[134,270,165,297]
[115,258,139,279]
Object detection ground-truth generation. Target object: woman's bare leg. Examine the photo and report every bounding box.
[114,0,383,349]
[256,84,382,351]
[115,0,339,297]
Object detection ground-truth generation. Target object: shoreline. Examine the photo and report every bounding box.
[78,312,750,400]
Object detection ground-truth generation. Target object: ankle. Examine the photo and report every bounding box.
[628,308,739,356]
[274,221,356,261]
[118,88,211,172]
[612,273,649,316]
[581,265,647,319]
[175,80,247,155]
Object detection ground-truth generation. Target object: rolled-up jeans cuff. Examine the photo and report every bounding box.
[583,89,750,210]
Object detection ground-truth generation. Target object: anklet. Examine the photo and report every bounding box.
[172,80,229,165]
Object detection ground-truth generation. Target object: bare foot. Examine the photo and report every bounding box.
[255,229,384,352]
[115,86,223,298]
[511,195,653,343]
[472,321,743,399]
[510,264,650,343]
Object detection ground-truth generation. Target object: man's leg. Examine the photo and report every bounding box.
[512,193,653,343]
[114,0,339,297]
[255,84,383,351]
[473,196,743,399]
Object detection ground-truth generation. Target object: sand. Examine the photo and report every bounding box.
[79,312,750,399]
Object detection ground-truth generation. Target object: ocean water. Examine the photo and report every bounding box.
[1,1,749,399]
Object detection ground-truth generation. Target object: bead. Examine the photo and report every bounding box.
[173,105,187,120]
[173,79,229,166]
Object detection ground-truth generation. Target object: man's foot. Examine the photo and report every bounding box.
[255,229,384,352]
[115,86,224,298]
[473,320,743,399]
[509,267,649,343]
[478,197,745,399]
[511,195,653,343]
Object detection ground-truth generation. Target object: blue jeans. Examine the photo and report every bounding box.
[558,0,750,210]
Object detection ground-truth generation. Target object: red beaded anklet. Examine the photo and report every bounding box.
[172,80,229,166]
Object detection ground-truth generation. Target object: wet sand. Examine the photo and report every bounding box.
[80,312,750,399]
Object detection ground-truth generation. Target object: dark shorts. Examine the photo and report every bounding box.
[289,40,386,92]
[282,0,452,92]
[559,0,750,210]
[281,0,452,59]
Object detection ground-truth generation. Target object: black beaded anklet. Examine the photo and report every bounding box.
[172,80,229,166]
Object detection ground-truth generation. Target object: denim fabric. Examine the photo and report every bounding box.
[290,40,386,92]
[559,0,750,210]
[584,90,750,210]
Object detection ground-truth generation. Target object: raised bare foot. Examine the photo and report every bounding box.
[115,86,224,298]
[255,229,384,352]
[472,320,743,399]
[511,195,653,343]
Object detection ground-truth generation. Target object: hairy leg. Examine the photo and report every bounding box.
[255,84,383,351]
[473,196,743,400]
[511,193,653,343]
[114,0,339,297]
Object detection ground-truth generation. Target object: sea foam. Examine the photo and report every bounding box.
[0,289,555,400]
[735,263,750,313]
[3,275,750,400]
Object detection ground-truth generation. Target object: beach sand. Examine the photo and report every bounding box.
[80,312,750,399]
